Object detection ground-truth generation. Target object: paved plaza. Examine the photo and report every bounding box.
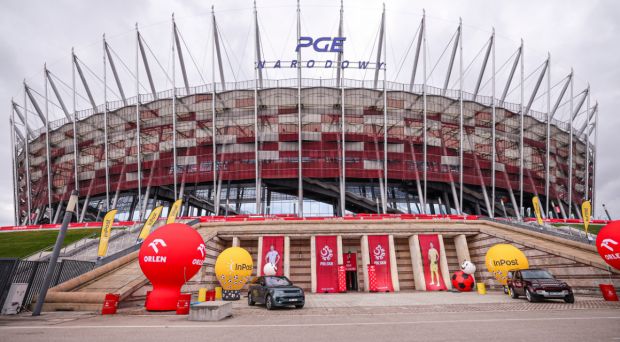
[2,291,619,341]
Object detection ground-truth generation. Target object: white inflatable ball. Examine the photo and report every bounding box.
[263,263,277,276]
[460,260,476,275]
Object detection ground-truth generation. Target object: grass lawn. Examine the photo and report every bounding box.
[0,229,100,259]
[551,223,605,235]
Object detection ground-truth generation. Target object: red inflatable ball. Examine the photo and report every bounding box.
[451,270,475,292]
[596,221,620,271]
[138,223,206,311]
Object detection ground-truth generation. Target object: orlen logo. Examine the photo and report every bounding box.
[193,243,207,265]
[144,238,167,263]
[493,258,519,267]
[296,36,346,53]
[601,238,618,252]
[148,239,167,254]
[601,238,620,261]
[197,243,206,257]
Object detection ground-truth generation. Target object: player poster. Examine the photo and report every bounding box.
[418,234,447,290]
[260,236,284,276]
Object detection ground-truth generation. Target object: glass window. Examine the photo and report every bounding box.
[264,276,292,287]
[521,270,554,280]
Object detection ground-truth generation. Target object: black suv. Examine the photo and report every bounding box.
[507,268,574,303]
[248,276,305,310]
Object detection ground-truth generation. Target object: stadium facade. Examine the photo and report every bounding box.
[9,3,597,224]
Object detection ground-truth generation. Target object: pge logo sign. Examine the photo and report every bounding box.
[296,36,346,52]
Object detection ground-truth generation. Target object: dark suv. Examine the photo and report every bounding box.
[507,268,574,303]
[247,276,305,310]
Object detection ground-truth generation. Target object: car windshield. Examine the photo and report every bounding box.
[521,270,554,279]
[264,276,292,287]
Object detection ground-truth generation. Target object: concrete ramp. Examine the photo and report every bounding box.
[41,251,145,312]
[40,227,216,312]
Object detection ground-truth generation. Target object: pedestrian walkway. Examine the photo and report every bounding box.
[230,291,619,316]
[303,291,513,308]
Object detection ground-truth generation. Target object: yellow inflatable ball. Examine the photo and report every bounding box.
[485,244,529,285]
[214,247,254,291]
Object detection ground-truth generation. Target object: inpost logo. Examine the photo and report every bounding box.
[492,258,520,267]
[234,263,253,271]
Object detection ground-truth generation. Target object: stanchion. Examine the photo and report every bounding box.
[32,190,78,316]
[368,264,378,292]
[176,293,191,315]
[102,293,120,315]
[338,265,347,292]
[599,284,619,301]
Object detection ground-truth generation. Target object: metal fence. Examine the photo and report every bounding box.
[481,217,593,244]
[0,258,95,313]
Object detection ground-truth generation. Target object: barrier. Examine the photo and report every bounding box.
[367,265,377,292]
[477,283,486,295]
[337,265,347,293]
[101,293,119,315]
[2,214,609,232]
[198,288,207,302]
[599,284,619,301]
[176,293,191,315]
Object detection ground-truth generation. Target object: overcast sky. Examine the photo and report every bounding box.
[1,0,618,225]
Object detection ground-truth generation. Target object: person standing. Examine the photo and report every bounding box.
[265,244,281,269]
[428,242,440,285]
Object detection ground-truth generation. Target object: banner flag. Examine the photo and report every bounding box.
[532,196,543,226]
[367,235,393,292]
[260,236,284,276]
[418,234,447,291]
[97,209,118,258]
[136,206,163,243]
[315,235,338,293]
[344,252,357,271]
[582,200,592,236]
[166,199,182,224]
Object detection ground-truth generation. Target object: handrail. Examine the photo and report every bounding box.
[480,216,593,244]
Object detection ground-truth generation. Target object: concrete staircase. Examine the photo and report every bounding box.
[38,218,619,312]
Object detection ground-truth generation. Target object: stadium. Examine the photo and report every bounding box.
[9,2,598,225]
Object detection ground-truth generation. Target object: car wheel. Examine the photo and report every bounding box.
[509,287,519,299]
[564,294,575,304]
[525,288,537,302]
[248,292,255,306]
[265,295,274,310]
[295,304,304,309]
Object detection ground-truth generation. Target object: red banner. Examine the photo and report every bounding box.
[260,236,284,276]
[344,252,357,271]
[418,234,447,291]
[315,235,338,293]
[337,265,347,292]
[368,235,393,292]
